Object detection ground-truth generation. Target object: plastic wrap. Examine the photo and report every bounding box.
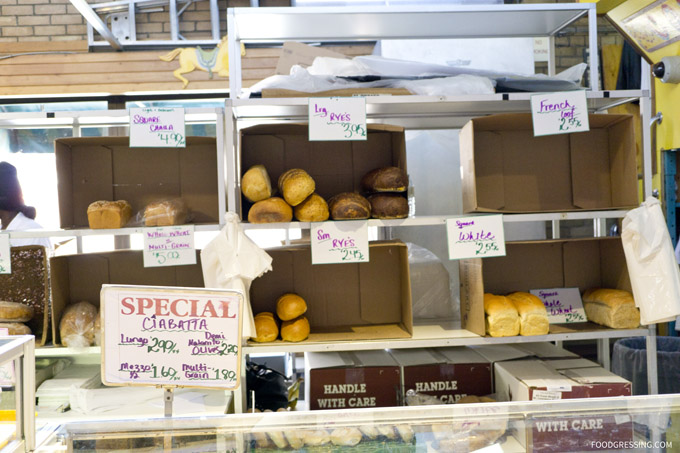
[59,301,97,348]
[621,197,680,324]
[408,243,454,320]
[128,198,191,227]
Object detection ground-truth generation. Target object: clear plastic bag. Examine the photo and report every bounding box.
[59,301,97,348]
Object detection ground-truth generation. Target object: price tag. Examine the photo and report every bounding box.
[129,107,186,148]
[530,288,587,324]
[0,234,10,274]
[308,97,367,141]
[311,220,369,264]
[101,285,243,390]
[143,225,196,268]
[530,90,589,136]
[532,390,562,401]
[446,215,506,260]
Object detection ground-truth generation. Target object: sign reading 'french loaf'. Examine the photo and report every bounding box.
[101,285,243,390]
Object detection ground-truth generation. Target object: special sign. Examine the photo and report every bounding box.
[101,285,243,390]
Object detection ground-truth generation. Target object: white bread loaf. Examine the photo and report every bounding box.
[506,291,549,336]
[582,288,640,329]
[484,293,519,337]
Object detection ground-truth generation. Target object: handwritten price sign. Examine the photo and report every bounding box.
[530,91,589,136]
[311,220,369,265]
[446,215,506,260]
[308,97,367,141]
[530,288,587,324]
[143,225,196,268]
[129,107,186,148]
[0,234,10,274]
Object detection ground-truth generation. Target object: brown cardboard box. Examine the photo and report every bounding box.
[305,350,402,410]
[50,251,204,345]
[460,237,631,336]
[249,240,412,342]
[239,123,406,219]
[459,113,638,213]
[55,136,219,229]
[390,347,492,404]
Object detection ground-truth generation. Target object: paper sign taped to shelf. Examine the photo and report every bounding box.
[530,288,587,324]
[446,215,506,260]
[129,107,186,148]
[530,90,589,136]
[311,220,369,264]
[0,235,9,274]
[308,97,367,141]
[143,225,196,268]
[100,285,243,389]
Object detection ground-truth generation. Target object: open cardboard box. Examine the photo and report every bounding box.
[460,237,632,336]
[50,251,204,346]
[55,136,220,229]
[249,240,412,343]
[239,123,406,220]
[459,113,638,212]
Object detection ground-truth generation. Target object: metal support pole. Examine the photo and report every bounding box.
[210,0,220,41]
[587,7,599,90]
[164,387,174,417]
[646,325,659,395]
[169,0,179,42]
[596,338,610,371]
[227,10,243,97]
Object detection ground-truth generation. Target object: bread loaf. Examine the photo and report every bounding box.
[330,428,362,447]
[0,301,34,322]
[276,293,307,321]
[582,288,640,329]
[361,166,408,193]
[484,293,519,337]
[328,192,371,220]
[93,311,101,346]
[253,312,279,342]
[294,193,329,222]
[0,322,31,335]
[242,164,273,203]
[281,316,310,342]
[248,197,293,223]
[59,301,97,347]
[368,193,408,219]
[144,199,188,226]
[506,291,549,336]
[87,200,132,229]
[278,169,315,206]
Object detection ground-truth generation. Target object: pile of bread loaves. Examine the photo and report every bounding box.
[86,199,189,229]
[59,301,101,348]
[253,293,310,343]
[242,164,409,223]
[0,301,34,335]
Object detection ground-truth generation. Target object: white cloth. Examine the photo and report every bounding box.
[6,212,51,249]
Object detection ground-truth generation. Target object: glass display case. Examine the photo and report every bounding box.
[35,394,680,452]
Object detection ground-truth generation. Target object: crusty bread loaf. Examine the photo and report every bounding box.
[0,322,31,335]
[368,193,408,219]
[0,301,34,322]
[582,288,640,329]
[278,169,315,206]
[253,312,279,342]
[328,192,371,220]
[361,166,408,193]
[242,164,273,203]
[248,197,293,223]
[87,200,132,229]
[276,293,307,321]
[59,301,97,347]
[484,293,520,337]
[144,199,188,226]
[294,193,329,222]
[281,316,310,342]
[506,291,549,336]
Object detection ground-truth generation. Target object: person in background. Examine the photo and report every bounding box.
[0,161,51,249]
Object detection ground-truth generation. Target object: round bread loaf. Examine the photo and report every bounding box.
[278,169,315,206]
[281,316,310,342]
[242,164,273,203]
[294,193,329,222]
[328,192,371,220]
[0,301,34,322]
[248,197,293,223]
[361,166,408,193]
[59,301,97,347]
[276,293,308,321]
[368,193,408,219]
[253,312,279,342]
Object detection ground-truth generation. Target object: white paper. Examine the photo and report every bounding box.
[446,215,506,260]
[129,107,186,148]
[143,225,196,268]
[308,97,366,141]
[530,288,587,324]
[530,91,589,136]
[311,221,369,265]
[0,234,9,274]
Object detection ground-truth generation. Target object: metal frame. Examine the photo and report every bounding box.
[0,336,36,453]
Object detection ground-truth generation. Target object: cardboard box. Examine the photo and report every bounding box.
[239,123,406,219]
[55,136,219,229]
[459,113,638,213]
[305,350,402,410]
[249,240,412,342]
[460,237,631,336]
[50,251,204,345]
[390,347,492,404]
